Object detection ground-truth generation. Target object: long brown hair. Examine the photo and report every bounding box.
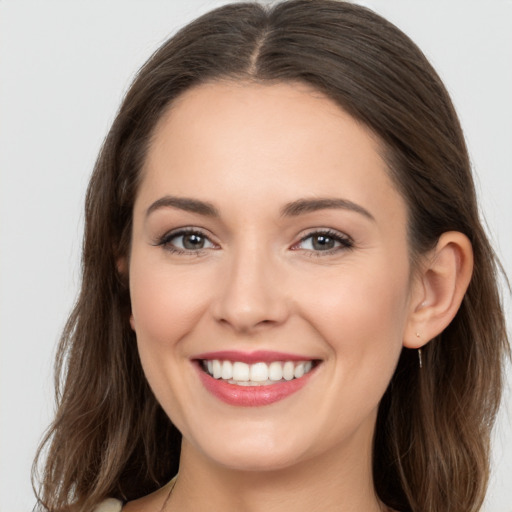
[33,2,509,511]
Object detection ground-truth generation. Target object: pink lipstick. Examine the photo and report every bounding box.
[193,350,320,407]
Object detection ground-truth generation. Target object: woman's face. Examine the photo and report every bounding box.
[129,81,417,471]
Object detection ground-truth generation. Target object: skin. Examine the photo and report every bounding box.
[124,81,473,512]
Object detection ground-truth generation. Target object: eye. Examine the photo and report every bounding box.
[293,230,353,253]
[156,229,217,253]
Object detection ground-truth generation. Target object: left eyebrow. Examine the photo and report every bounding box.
[280,197,375,221]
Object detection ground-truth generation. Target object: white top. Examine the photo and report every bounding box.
[93,497,123,512]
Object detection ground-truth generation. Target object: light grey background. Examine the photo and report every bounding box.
[1,1,510,511]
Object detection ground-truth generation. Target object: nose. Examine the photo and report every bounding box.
[212,246,290,334]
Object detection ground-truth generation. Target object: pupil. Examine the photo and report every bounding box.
[183,233,204,250]
[313,235,334,250]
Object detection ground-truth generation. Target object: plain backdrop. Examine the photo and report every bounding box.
[0,1,511,511]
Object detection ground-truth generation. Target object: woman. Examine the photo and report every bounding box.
[33,1,509,511]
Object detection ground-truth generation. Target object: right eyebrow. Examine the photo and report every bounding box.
[145,195,220,218]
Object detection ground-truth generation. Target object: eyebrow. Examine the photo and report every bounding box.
[281,198,375,221]
[146,196,220,218]
[145,195,374,221]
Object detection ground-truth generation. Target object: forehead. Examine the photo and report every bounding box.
[138,81,405,224]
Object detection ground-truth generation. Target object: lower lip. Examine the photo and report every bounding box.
[196,364,317,407]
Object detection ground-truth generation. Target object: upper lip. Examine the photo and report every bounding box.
[193,350,319,364]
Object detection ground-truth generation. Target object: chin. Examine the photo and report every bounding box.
[187,425,312,472]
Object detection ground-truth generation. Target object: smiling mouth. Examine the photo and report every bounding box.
[199,359,318,386]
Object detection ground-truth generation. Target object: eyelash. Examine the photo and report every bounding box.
[154,228,354,256]
[154,228,217,255]
[293,229,354,256]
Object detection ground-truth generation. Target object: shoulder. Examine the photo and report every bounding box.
[93,498,123,512]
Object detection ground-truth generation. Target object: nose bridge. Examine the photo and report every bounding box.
[213,237,288,332]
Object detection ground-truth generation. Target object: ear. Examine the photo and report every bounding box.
[404,231,473,349]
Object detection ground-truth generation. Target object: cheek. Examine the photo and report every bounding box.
[128,259,214,429]
[129,261,212,350]
[296,258,411,363]
[299,261,410,426]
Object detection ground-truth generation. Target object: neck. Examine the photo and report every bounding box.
[169,429,385,512]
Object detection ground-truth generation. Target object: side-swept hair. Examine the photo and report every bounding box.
[33,2,509,511]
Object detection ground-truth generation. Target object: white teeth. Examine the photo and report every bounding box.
[268,361,284,381]
[232,362,250,381]
[250,362,269,382]
[283,361,295,381]
[221,360,233,380]
[294,363,304,379]
[203,359,316,384]
[212,360,222,379]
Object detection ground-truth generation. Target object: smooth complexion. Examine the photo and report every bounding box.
[125,82,473,512]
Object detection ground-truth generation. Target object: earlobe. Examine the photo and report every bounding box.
[404,231,473,348]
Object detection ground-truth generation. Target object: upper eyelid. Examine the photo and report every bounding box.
[159,227,214,241]
[297,228,353,242]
